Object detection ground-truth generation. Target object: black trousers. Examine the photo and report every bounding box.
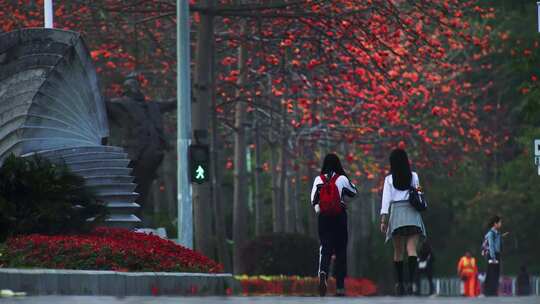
[318,212,348,289]
[484,254,500,296]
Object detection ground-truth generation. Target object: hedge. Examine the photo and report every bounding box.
[0,227,223,273]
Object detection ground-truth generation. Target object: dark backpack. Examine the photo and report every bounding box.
[318,174,342,216]
[481,233,490,257]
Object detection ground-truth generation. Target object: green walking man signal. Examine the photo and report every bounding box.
[195,165,205,180]
[189,144,210,184]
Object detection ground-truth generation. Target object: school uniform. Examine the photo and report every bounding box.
[381,171,426,295]
[310,173,357,291]
[484,228,501,296]
[380,172,426,242]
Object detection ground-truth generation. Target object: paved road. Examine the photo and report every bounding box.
[0,296,538,304]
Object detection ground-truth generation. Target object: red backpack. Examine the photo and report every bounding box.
[318,174,342,216]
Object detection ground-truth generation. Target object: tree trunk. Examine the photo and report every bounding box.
[209,28,231,272]
[347,194,360,277]
[210,141,232,271]
[294,163,305,234]
[192,0,215,258]
[164,149,177,217]
[232,19,248,273]
[284,170,294,233]
[280,99,297,233]
[269,75,283,233]
[306,146,318,239]
[280,126,292,232]
[270,143,282,232]
[276,98,290,233]
[254,121,263,236]
[278,143,287,232]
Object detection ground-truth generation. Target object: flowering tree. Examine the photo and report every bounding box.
[204,0,502,271]
[0,0,505,273]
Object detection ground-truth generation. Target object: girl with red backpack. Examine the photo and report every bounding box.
[310,153,357,297]
[380,149,426,296]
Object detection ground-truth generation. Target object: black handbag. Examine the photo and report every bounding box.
[409,187,428,212]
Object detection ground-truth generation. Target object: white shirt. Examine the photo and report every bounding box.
[380,172,419,215]
[310,174,357,213]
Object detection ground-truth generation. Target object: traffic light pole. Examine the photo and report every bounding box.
[177,0,193,248]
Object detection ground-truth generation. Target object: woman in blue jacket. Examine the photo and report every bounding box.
[484,215,503,296]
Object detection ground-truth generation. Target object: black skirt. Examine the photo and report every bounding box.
[392,225,422,236]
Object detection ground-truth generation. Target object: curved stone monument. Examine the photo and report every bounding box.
[0,28,140,227]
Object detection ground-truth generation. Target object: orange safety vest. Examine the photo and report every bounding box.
[458,256,478,276]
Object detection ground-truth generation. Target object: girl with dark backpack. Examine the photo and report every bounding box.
[380,149,427,296]
[310,153,357,297]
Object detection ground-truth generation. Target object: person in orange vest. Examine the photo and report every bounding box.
[457,251,479,297]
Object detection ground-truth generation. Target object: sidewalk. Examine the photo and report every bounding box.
[0,296,539,304]
[0,268,239,296]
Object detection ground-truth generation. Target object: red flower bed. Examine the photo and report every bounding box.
[236,275,377,296]
[0,227,223,273]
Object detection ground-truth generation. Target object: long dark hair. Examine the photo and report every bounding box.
[390,148,412,190]
[321,153,346,177]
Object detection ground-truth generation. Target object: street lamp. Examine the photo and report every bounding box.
[177,0,193,248]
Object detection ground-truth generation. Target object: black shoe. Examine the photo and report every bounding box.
[395,283,405,296]
[319,272,327,297]
[336,288,345,297]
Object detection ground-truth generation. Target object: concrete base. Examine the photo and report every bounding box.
[0,269,239,296]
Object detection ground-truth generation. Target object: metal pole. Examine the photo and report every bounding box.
[177,0,193,248]
[44,0,53,28]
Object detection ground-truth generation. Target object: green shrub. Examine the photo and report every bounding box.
[0,154,107,241]
[239,233,319,276]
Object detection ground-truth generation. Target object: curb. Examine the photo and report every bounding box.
[0,268,240,296]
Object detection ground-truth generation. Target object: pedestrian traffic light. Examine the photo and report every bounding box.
[189,144,210,184]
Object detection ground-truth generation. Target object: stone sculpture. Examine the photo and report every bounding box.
[106,74,175,217]
[0,28,140,227]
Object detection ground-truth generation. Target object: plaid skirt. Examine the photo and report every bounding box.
[386,200,427,243]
